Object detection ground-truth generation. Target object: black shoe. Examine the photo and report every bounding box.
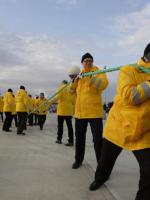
[72,162,81,169]
[89,181,101,191]
[56,140,62,144]
[65,142,74,146]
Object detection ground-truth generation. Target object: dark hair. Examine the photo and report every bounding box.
[20,85,25,90]
[62,80,68,84]
[144,43,150,56]
[81,53,93,63]
[40,93,44,96]
[8,88,13,93]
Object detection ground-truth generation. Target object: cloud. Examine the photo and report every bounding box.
[0,32,78,95]
[114,2,150,53]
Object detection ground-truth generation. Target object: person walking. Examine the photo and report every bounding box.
[15,86,29,135]
[2,89,14,132]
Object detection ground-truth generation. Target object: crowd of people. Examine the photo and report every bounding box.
[1,43,150,199]
[0,86,48,135]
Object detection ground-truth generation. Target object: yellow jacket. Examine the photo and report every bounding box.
[3,92,14,112]
[56,83,76,116]
[11,95,17,115]
[36,98,48,115]
[104,59,150,150]
[15,89,29,112]
[0,96,4,112]
[28,96,35,113]
[70,65,108,118]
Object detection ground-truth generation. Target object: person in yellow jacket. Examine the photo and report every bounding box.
[15,85,29,135]
[0,94,4,122]
[71,53,108,169]
[36,93,47,130]
[27,94,34,126]
[89,44,150,199]
[10,93,18,128]
[55,79,76,146]
[2,88,14,132]
[33,96,39,125]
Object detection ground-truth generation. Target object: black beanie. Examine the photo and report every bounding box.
[62,80,68,84]
[8,88,13,93]
[144,43,150,56]
[20,85,25,90]
[81,53,93,63]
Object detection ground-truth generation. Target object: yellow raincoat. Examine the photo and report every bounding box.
[70,65,108,118]
[104,59,150,150]
[36,98,48,115]
[3,92,14,112]
[15,89,29,112]
[56,83,76,116]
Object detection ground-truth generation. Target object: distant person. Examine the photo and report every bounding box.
[28,94,34,126]
[10,94,18,128]
[33,96,39,125]
[36,93,47,130]
[89,43,150,200]
[2,89,14,132]
[55,79,76,146]
[70,53,108,169]
[15,86,29,135]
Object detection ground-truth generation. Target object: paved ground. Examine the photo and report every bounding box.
[0,114,115,200]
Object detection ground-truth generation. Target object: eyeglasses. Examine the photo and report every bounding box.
[83,59,93,63]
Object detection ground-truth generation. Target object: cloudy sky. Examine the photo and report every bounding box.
[0,0,150,101]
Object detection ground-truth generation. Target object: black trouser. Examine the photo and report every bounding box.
[28,113,33,126]
[0,112,3,122]
[57,115,74,143]
[10,114,18,127]
[38,115,46,129]
[3,112,12,131]
[94,139,150,200]
[75,118,103,164]
[34,114,38,125]
[17,112,27,134]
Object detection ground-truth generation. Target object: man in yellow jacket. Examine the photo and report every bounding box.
[89,44,150,199]
[2,88,14,132]
[28,94,34,126]
[15,85,29,135]
[36,93,47,130]
[71,53,108,169]
[55,80,76,146]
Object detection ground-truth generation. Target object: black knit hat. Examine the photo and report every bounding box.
[20,85,25,90]
[81,53,93,63]
[8,88,13,93]
[144,43,150,56]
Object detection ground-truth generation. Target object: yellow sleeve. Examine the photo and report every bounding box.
[118,68,150,105]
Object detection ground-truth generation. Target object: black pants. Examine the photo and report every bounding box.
[34,114,38,125]
[75,118,103,164]
[38,115,46,129]
[0,112,3,122]
[3,112,12,131]
[57,115,74,143]
[10,114,18,127]
[28,113,33,126]
[17,112,27,134]
[95,139,150,200]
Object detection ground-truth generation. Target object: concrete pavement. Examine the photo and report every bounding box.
[0,114,115,200]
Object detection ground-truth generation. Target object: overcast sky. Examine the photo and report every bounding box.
[0,0,150,101]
